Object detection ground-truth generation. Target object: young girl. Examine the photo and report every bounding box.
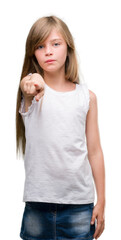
[16,15,105,240]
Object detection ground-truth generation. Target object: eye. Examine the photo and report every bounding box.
[37,45,44,49]
[54,42,60,46]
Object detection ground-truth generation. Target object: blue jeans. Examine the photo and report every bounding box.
[20,202,95,240]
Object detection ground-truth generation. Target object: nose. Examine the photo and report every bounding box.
[45,45,53,56]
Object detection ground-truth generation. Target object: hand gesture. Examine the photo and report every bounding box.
[20,73,45,101]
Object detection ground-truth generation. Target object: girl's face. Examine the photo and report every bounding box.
[34,28,67,74]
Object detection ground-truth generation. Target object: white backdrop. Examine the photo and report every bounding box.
[0,0,121,239]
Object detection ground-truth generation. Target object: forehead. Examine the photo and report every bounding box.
[44,28,65,42]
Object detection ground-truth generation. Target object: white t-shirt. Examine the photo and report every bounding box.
[19,81,95,204]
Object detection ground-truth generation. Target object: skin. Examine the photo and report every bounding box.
[20,73,45,111]
[20,28,76,108]
[34,28,76,91]
[20,28,105,239]
[86,90,105,239]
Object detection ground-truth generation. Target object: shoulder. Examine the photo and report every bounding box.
[89,89,97,108]
[89,89,97,101]
[89,90,97,112]
[86,90,98,132]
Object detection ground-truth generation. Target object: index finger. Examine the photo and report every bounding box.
[34,83,43,90]
[93,221,102,239]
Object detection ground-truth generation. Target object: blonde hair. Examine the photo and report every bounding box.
[16,15,80,158]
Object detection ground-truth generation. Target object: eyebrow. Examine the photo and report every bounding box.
[50,38,63,42]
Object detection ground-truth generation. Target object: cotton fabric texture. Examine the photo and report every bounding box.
[19,82,95,204]
[20,201,95,240]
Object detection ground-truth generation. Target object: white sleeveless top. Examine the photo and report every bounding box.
[19,82,95,204]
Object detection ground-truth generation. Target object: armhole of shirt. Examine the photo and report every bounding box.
[80,82,90,114]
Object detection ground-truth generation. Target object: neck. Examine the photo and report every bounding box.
[43,69,67,88]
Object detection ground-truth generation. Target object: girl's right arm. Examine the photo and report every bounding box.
[20,73,45,112]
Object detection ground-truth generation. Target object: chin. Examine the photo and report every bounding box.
[44,67,61,72]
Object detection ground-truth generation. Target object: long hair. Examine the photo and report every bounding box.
[16,15,80,159]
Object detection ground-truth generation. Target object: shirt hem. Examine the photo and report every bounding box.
[23,197,95,205]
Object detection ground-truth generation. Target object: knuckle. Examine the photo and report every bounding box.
[26,80,31,85]
[100,219,104,224]
[23,86,26,92]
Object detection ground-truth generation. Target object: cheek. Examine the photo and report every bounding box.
[59,48,67,62]
[34,51,42,64]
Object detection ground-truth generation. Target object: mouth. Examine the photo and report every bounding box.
[45,59,56,63]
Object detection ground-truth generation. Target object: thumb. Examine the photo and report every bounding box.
[90,213,96,225]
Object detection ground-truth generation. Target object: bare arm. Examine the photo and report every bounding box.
[86,90,105,239]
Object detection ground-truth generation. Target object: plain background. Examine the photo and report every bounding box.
[0,0,121,239]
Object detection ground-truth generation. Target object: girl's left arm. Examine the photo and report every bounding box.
[86,90,105,239]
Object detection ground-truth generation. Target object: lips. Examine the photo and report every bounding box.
[45,59,55,63]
